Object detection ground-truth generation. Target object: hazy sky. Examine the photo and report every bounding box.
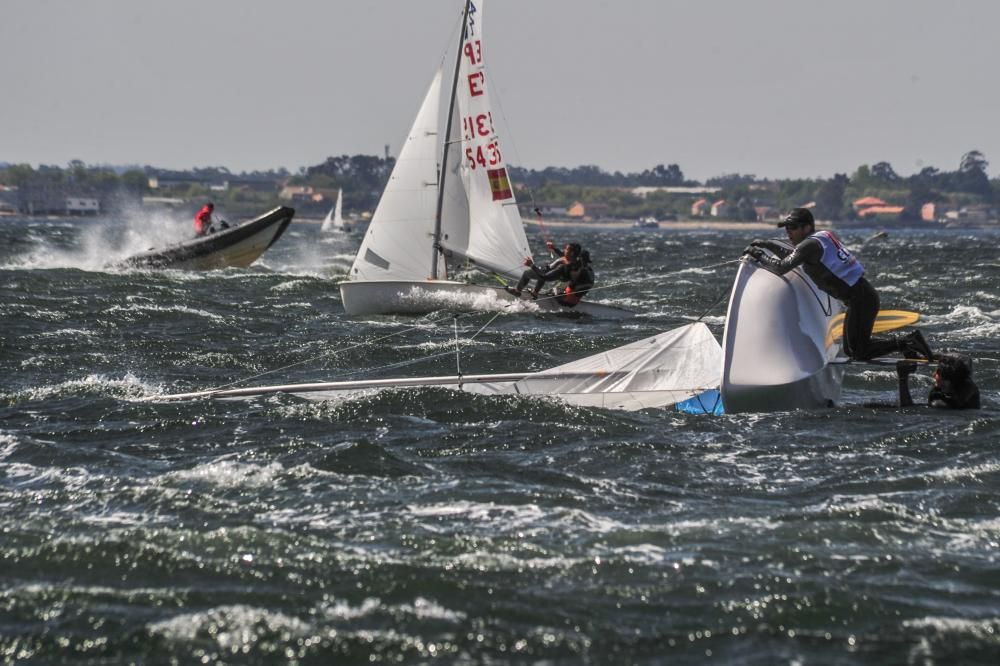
[2,0,998,181]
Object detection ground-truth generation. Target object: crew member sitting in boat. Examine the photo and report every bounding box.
[742,207,934,361]
[507,240,582,300]
[896,353,980,409]
[194,202,230,237]
[556,249,595,307]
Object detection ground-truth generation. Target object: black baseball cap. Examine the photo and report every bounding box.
[777,207,814,228]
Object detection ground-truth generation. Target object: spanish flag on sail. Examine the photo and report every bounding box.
[487,167,513,201]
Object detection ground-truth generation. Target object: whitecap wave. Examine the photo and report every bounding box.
[161,460,286,490]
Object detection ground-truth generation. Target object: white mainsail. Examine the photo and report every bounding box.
[441,0,531,280]
[348,70,443,281]
[333,188,344,229]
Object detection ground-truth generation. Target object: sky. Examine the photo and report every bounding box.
[2,0,998,181]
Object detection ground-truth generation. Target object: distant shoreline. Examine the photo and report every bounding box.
[524,218,774,231]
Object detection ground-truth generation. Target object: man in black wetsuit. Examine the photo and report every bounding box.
[896,353,980,409]
[508,241,581,299]
[743,207,933,361]
[556,249,595,307]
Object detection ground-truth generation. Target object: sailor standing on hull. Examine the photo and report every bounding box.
[742,207,933,361]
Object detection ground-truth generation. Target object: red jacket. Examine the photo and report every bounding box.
[194,205,213,235]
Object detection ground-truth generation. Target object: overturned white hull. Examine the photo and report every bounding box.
[339,279,634,319]
[721,252,845,413]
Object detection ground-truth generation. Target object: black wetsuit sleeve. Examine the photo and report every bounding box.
[754,239,793,258]
[758,238,822,276]
[538,261,567,280]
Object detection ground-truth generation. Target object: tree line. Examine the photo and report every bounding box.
[1,150,995,220]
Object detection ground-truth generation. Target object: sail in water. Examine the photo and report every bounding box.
[147,323,722,413]
[465,323,723,410]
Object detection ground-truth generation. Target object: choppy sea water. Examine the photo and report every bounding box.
[1,214,999,664]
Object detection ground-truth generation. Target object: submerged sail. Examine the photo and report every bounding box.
[468,323,723,411]
[349,70,443,281]
[440,0,531,280]
[151,323,720,412]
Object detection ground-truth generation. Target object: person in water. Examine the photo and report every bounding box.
[508,240,582,299]
[742,207,933,361]
[556,249,595,307]
[896,353,981,409]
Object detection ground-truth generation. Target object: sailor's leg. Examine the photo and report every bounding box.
[514,269,534,294]
[844,280,881,359]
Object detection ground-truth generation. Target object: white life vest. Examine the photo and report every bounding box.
[811,230,864,286]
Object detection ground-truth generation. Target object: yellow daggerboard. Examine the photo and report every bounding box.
[826,310,921,348]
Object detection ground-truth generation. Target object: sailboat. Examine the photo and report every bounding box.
[148,243,923,412]
[320,188,350,233]
[338,0,632,320]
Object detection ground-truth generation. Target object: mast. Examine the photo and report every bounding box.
[431,0,471,280]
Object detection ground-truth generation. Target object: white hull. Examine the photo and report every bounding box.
[339,280,635,319]
[721,254,845,413]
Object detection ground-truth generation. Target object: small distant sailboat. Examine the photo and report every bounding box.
[321,188,350,233]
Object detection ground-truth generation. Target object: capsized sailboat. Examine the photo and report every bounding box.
[721,243,847,412]
[146,322,722,412]
[320,189,350,233]
[338,0,632,320]
[119,206,295,270]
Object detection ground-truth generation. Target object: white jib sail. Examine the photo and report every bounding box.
[349,70,443,281]
[467,323,723,411]
[447,0,531,280]
[320,205,335,232]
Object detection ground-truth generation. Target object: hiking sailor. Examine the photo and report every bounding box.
[742,207,933,361]
[508,240,582,300]
[556,249,595,307]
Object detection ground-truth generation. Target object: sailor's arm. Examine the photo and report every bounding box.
[747,238,821,276]
[749,239,793,258]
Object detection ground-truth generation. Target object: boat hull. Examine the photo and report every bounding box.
[721,252,845,413]
[119,206,295,270]
[339,280,635,319]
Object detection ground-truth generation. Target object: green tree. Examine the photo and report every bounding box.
[957,150,990,196]
[814,173,849,220]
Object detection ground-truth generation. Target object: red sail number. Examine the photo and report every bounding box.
[461,113,495,140]
[465,142,503,170]
[464,40,482,65]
